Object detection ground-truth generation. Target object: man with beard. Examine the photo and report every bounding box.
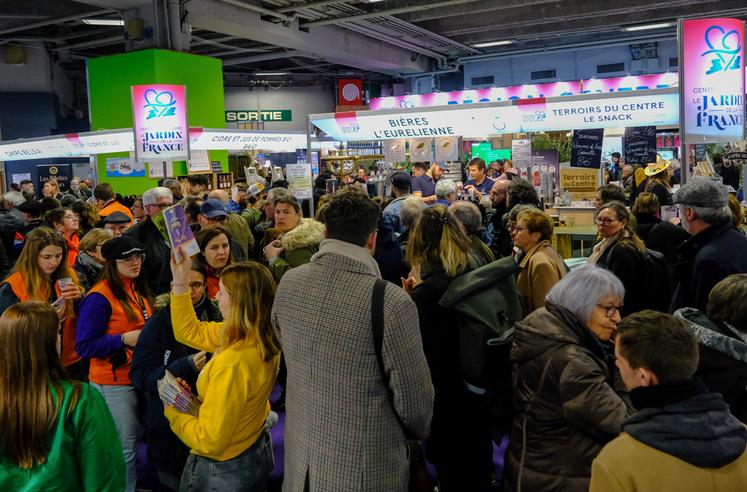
[487,178,510,257]
[227,183,249,214]
[411,162,443,205]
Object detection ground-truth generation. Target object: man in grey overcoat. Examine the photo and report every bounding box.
[272,189,434,491]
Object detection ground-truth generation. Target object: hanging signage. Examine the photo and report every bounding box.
[132,84,190,161]
[190,129,308,152]
[384,139,407,163]
[624,126,657,165]
[225,110,292,122]
[511,139,532,167]
[370,73,680,110]
[571,128,605,168]
[681,18,745,143]
[560,167,599,200]
[286,163,313,200]
[409,138,434,162]
[338,79,363,106]
[435,136,459,161]
[312,92,679,141]
[187,150,211,174]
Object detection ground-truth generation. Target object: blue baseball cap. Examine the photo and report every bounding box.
[200,199,228,218]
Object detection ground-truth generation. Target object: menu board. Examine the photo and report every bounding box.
[624,126,657,165]
[512,139,532,168]
[695,144,707,162]
[570,129,604,169]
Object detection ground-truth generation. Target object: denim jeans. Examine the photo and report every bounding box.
[92,383,140,492]
[179,429,273,492]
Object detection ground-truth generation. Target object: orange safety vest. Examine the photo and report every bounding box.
[3,271,81,367]
[66,234,80,267]
[87,279,152,385]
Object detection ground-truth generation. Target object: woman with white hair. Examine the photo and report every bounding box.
[504,264,633,492]
[435,179,457,207]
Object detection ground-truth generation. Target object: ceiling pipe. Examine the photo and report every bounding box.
[301,0,479,28]
[52,35,124,51]
[276,0,349,14]
[217,0,294,22]
[0,8,113,36]
[222,49,309,66]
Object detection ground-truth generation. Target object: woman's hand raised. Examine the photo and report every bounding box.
[170,247,191,295]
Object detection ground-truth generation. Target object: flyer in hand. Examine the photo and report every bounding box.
[163,204,200,261]
[157,370,201,416]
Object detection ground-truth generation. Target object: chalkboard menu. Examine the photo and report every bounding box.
[695,144,707,161]
[570,128,604,169]
[624,126,657,165]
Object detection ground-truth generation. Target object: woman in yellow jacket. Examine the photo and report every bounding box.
[165,253,280,491]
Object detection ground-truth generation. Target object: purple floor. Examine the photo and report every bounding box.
[138,384,508,491]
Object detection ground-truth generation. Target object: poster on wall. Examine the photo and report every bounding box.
[38,164,72,191]
[560,168,599,200]
[409,138,434,162]
[511,139,532,167]
[148,161,168,179]
[132,84,190,161]
[624,126,657,164]
[11,173,31,185]
[286,163,313,200]
[106,157,145,177]
[570,129,604,168]
[681,18,745,143]
[384,140,407,163]
[435,137,459,161]
[187,150,211,174]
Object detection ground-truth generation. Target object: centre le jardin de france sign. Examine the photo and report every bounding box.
[226,110,293,122]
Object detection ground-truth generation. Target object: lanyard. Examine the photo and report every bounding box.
[127,285,149,322]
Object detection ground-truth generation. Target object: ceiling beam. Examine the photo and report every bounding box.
[276,0,350,14]
[300,0,480,28]
[188,0,432,74]
[0,8,113,36]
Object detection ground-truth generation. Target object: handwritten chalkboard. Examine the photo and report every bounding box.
[571,128,604,169]
[624,126,656,165]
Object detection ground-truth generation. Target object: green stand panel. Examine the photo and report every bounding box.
[87,49,226,195]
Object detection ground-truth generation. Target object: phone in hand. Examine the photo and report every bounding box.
[52,297,66,309]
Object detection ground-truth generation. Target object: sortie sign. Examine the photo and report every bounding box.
[226,110,292,122]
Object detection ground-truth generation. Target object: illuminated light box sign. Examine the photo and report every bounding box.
[370,73,680,110]
[189,129,308,152]
[0,129,316,161]
[132,84,190,160]
[312,92,679,141]
[225,110,292,122]
[681,18,745,143]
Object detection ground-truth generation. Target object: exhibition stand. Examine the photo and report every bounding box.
[309,88,680,258]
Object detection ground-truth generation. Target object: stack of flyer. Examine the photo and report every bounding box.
[158,370,201,416]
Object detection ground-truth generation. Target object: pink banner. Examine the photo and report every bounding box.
[132,84,190,160]
[682,18,745,143]
[369,73,680,110]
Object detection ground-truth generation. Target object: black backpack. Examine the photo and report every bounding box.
[439,256,522,438]
[608,242,672,312]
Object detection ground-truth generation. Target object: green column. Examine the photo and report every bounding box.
[87,49,226,195]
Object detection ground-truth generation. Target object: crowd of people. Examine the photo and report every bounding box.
[1,158,746,491]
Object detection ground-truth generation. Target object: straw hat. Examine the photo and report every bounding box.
[644,154,672,176]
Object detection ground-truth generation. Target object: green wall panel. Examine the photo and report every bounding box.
[87,49,226,195]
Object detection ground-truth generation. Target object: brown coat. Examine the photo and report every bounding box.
[516,240,567,318]
[591,431,747,492]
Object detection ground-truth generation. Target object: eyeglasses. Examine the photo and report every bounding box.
[62,215,77,221]
[208,216,228,224]
[596,217,619,226]
[507,223,517,232]
[597,304,622,318]
[189,282,206,290]
[116,253,145,264]
[512,226,529,233]
[146,202,171,210]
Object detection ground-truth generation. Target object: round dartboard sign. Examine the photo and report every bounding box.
[342,83,360,102]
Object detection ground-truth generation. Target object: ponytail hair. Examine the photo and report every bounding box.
[407,205,472,278]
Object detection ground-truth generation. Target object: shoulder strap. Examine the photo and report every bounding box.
[370,278,407,430]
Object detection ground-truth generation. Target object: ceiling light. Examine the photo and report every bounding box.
[624,22,672,32]
[254,72,287,76]
[82,18,124,26]
[472,40,514,48]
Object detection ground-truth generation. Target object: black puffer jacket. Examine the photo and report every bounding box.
[504,301,633,492]
[675,308,747,423]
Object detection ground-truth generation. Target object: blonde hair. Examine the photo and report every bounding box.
[407,205,471,278]
[79,228,114,253]
[0,301,80,468]
[219,262,280,361]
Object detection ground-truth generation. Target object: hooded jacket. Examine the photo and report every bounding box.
[675,307,747,423]
[504,302,632,492]
[590,379,747,492]
[268,218,324,282]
